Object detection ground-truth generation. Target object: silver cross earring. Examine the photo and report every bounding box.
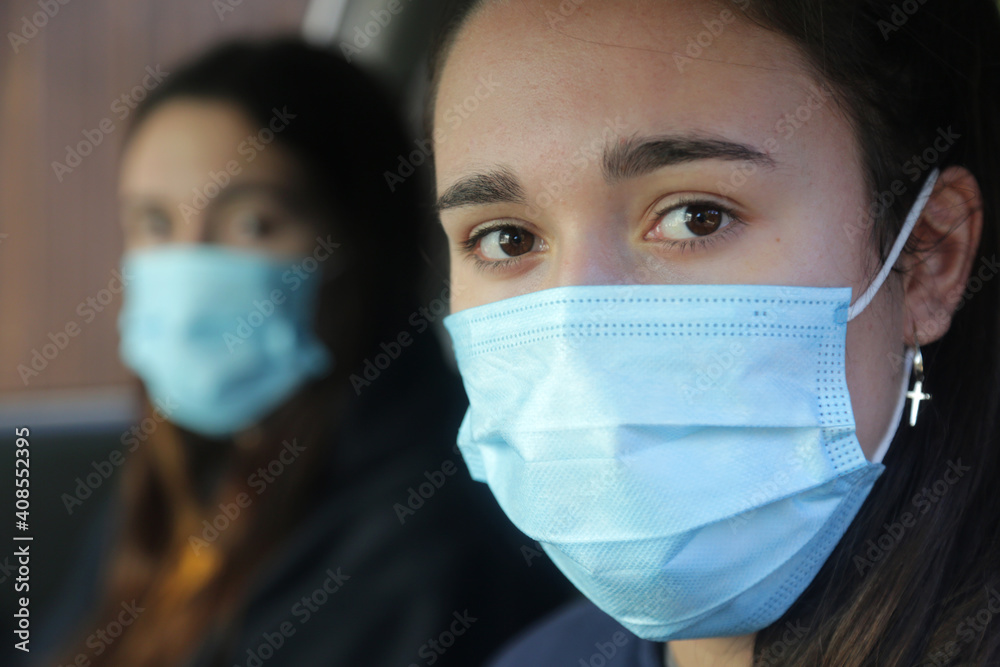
[906,328,932,427]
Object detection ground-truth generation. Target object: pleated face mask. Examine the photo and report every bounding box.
[442,170,939,641]
[118,244,332,438]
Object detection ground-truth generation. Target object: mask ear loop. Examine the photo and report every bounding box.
[846,169,941,322]
[848,170,939,464]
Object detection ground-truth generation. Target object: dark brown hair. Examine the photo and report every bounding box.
[426,2,1000,665]
[59,37,429,666]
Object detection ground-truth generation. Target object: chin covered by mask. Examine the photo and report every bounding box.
[118,244,332,439]
[443,171,939,640]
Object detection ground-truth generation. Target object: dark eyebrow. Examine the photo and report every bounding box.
[207,181,308,208]
[121,182,313,221]
[435,167,527,212]
[603,134,776,183]
[435,135,775,212]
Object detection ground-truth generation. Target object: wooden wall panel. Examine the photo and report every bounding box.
[0,0,312,394]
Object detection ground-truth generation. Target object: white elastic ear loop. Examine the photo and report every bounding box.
[869,347,914,464]
[846,169,941,322]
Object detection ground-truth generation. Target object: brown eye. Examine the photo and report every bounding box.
[480,225,538,260]
[647,201,735,243]
[235,212,272,239]
[684,205,725,236]
[141,209,172,238]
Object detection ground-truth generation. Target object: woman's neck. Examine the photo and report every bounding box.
[665,634,756,667]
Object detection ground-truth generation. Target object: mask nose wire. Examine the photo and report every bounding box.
[846,169,941,322]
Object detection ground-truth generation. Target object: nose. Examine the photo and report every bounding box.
[172,208,212,245]
[547,217,645,288]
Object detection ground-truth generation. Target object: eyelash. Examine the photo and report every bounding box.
[460,224,526,273]
[647,197,746,254]
[458,197,746,272]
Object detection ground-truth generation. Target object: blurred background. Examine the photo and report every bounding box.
[0,0,454,649]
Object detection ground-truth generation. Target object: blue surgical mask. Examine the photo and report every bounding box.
[118,244,332,438]
[442,171,939,641]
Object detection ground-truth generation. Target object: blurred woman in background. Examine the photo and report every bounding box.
[34,37,571,667]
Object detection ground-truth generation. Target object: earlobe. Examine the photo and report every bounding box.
[901,166,983,346]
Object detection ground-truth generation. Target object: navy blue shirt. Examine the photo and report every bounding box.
[489,599,665,667]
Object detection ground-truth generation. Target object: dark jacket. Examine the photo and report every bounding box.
[487,598,664,667]
[26,329,575,666]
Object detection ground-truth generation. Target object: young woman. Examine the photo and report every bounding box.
[429,1,1000,665]
[34,38,572,667]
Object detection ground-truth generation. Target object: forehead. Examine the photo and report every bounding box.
[122,102,250,178]
[120,100,301,199]
[434,0,844,183]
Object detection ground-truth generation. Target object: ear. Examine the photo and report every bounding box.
[900,165,983,346]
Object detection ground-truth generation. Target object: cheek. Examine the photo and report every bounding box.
[272,225,321,258]
[842,275,907,459]
[447,262,498,313]
[757,199,874,290]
